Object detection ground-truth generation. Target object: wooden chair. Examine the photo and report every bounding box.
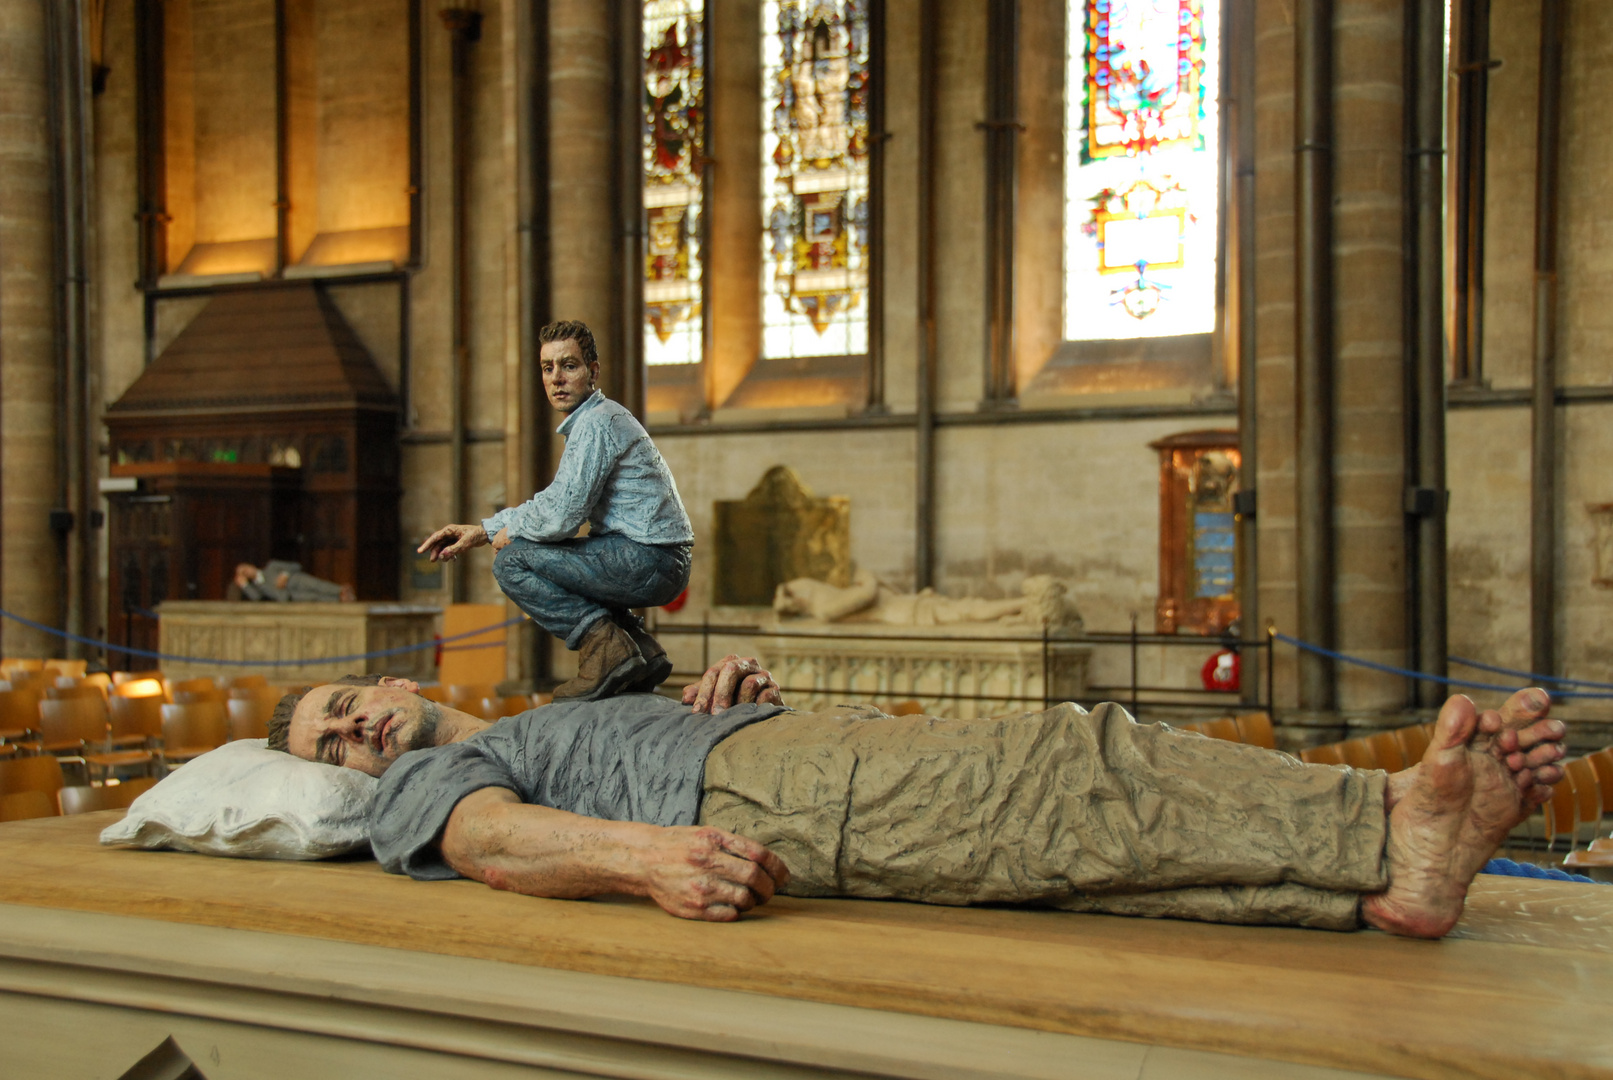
[113,669,164,687]
[114,677,165,701]
[47,681,107,702]
[1365,731,1406,772]
[0,752,65,798]
[226,696,273,741]
[2,658,45,676]
[166,677,223,704]
[37,697,109,755]
[0,790,59,821]
[107,694,164,748]
[1338,738,1379,770]
[1589,837,1613,853]
[0,686,42,744]
[1542,770,1580,852]
[1564,757,1603,845]
[43,659,88,680]
[56,776,159,815]
[1201,717,1241,743]
[418,685,451,704]
[160,700,229,766]
[1299,742,1346,766]
[1233,712,1276,750]
[1394,722,1431,766]
[888,700,924,716]
[1587,748,1613,815]
[224,674,270,691]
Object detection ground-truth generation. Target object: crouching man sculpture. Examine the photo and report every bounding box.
[269,657,1567,938]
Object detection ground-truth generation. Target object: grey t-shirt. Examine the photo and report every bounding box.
[368,693,788,879]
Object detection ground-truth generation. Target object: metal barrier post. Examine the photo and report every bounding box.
[1129,612,1139,718]
[1041,625,1050,708]
[1266,620,1276,717]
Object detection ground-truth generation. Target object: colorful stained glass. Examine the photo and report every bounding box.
[1065,0,1219,340]
[761,0,871,360]
[643,0,705,366]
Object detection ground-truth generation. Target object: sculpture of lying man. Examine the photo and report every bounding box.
[268,657,1568,939]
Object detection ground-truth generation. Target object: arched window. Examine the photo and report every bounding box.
[760,0,872,361]
[641,0,707,368]
[1063,0,1220,342]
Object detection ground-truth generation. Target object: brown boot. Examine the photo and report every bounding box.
[614,613,673,693]
[553,620,647,701]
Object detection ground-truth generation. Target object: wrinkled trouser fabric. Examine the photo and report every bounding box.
[492,535,691,649]
[700,702,1389,930]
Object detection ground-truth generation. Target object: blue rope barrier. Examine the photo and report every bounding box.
[0,605,528,668]
[1449,654,1613,692]
[1273,633,1613,699]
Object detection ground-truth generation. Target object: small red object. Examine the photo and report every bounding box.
[661,587,689,614]
[1201,649,1240,692]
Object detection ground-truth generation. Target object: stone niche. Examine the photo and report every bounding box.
[712,466,850,606]
[104,283,402,633]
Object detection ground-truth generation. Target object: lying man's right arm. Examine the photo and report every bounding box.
[440,787,792,921]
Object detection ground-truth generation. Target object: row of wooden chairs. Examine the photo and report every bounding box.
[1296,723,1435,772]
[1546,747,1613,860]
[0,769,159,822]
[1176,712,1279,750]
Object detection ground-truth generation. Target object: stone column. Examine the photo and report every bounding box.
[0,0,64,657]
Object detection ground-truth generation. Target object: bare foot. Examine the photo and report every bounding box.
[1384,688,1565,812]
[1362,695,1537,939]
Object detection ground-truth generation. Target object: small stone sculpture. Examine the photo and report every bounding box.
[773,570,1082,632]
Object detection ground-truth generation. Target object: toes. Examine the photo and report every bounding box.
[1512,718,1567,753]
[1431,694,1479,756]
[1498,688,1551,729]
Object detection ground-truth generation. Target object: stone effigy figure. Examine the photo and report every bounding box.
[228,561,354,603]
[773,570,1083,632]
[267,655,1568,941]
[414,320,693,701]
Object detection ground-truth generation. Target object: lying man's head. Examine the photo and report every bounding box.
[271,675,447,777]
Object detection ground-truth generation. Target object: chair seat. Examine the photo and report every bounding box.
[0,727,32,742]
[1562,849,1613,868]
[41,740,88,755]
[84,749,154,769]
[163,746,216,765]
[108,733,154,749]
[1590,837,1613,853]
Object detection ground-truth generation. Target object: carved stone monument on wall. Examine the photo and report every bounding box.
[712,466,850,606]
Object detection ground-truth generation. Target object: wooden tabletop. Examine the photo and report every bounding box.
[3,812,1611,1080]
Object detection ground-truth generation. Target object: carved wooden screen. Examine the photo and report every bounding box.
[1151,430,1239,634]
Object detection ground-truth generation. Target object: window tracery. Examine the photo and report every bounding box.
[761,0,872,361]
[643,0,706,367]
[1065,0,1220,341]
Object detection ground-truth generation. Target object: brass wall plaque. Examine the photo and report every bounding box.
[713,466,850,606]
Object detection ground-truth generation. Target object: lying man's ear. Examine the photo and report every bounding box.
[378,676,421,693]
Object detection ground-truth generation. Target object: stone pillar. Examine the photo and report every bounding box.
[0,0,64,657]
[1332,0,1410,727]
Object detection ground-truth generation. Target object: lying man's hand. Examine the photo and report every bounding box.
[640,825,791,921]
[442,789,790,921]
[682,654,784,713]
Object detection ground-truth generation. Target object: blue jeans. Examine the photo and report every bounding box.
[492,535,691,649]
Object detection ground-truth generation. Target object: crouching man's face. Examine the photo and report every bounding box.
[286,677,443,777]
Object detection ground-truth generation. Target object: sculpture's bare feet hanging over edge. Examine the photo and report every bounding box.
[1363,694,1545,939]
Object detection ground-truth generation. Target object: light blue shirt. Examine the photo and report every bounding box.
[482,390,693,546]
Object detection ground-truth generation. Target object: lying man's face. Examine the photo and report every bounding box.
[287,677,444,777]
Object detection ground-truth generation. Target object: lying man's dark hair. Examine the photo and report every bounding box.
[267,673,387,753]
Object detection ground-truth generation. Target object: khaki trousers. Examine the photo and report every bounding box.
[700,702,1389,931]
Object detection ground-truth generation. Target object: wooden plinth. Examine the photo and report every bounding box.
[1,812,1611,1079]
[157,600,440,683]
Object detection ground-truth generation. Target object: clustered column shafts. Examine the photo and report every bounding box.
[613,0,645,420]
[980,0,1017,408]
[864,0,887,414]
[1407,0,1448,709]
[1451,0,1491,386]
[1294,0,1335,713]
[913,0,937,590]
[442,3,482,604]
[1230,0,1257,704]
[1530,0,1565,681]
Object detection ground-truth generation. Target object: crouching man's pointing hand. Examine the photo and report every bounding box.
[441,787,791,920]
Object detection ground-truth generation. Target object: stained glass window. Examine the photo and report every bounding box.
[643,0,706,366]
[1065,0,1220,340]
[761,0,871,360]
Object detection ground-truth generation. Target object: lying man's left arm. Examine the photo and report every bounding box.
[440,787,791,921]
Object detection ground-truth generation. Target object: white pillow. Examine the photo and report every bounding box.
[99,739,376,860]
